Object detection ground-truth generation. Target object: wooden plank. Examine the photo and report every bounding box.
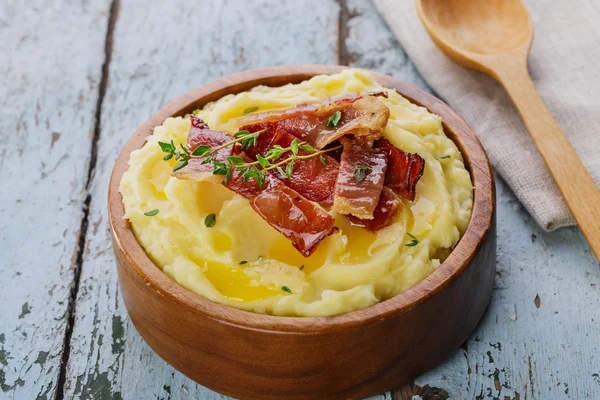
[61,1,388,399]
[344,0,431,91]
[344,2,600,399]
[0,0,111,399]
[402,175,600,400]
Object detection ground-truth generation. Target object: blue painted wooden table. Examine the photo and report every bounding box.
[1,1,598,399]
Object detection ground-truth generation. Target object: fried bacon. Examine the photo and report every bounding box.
[170,93,429,255]
[242,123,339,205]
[173,115,234,183]
[376,138,425,201]
[237,122,280,160]
[237,92,390,149]
[175,119,336,257]
[333,140,388,219]
[223,160,337,256]
[346,188,402,231]
[251,184,338,257]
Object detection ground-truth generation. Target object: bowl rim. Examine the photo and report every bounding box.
[108,65,495,333]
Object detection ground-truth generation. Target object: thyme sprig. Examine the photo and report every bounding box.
[158,128,269,173]
[221,140,340,189]
[160,130,341,190]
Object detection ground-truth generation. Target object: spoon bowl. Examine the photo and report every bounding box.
[418,0,533,73]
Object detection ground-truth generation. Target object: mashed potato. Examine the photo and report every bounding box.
[119,70,473,317]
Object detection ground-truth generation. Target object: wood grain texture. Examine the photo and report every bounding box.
[344,2,600,398]
[0,0,593,399]
[417,0,600,260]
[0,1,110,399]
[107,65,495,400]
[344,0,431,92]
[404,175,600,399]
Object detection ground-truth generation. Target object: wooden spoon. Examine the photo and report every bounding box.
[417,0,600,260]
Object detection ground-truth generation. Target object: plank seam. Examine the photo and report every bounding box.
[54,0,120,398]
[337,0,350,65]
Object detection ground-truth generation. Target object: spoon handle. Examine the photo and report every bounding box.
[494,62,600,259]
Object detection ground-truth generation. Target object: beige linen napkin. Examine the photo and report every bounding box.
[375,0,600,230]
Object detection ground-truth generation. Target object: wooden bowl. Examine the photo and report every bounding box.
[108,65,495,400]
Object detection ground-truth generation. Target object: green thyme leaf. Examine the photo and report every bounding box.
[224,168,232,184]
[204,213,216,228]
[405,232,420,247]
[180,143,190,155]
[266,145,285,161]
[173,159,188,172]
[326,111,342,128]
[144,209,159,216]
[235,130,251,137]
[281,285,292,294]
[227,155,245,165]
[243,106,259,115]
[240,134,258,150]
[319,154,328,167]
[158,141,175,152]
[239,260,247,265]
[256,171,266,189]
[243,167,259,184]
[213,162,228,175]
[353,165,372,183]
[436,155,450,160]
[192,109,201,116]
[276,166,286,178]
[285,160,294,178]
[163,153,173,161]
[290,138,299,155]
[257,154,271,168]
[192,145,211,156]
[299,265,304,271]
[300,144,316,153]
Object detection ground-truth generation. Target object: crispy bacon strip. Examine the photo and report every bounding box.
[251,184,338,257]
[237,122,280,160]
[173,115,234,183]
[333,140,388,219]
[239,92,387,125]
[242,123,340,205]
[238,92,390,149]
[174,119,336,257]
[224,159,337,256]
[376,139,425,201]
[346,188,402,231]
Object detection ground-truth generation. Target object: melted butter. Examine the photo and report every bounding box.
[151,187,168,202]
[194,182,234,213]
[150,158,171,201]
[200,260,281,302]
[335,215,378,263]
[267,236,329,275]
[210,231,233,253]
